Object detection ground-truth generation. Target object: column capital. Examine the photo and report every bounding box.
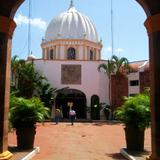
[145,13,160,35]
[0,16,16,38]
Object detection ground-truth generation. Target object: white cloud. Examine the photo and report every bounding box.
[106,46,125,53]
[14,14,47,30]
[101,46,125,60]
[115,48,124,53]
[106,46,113,52]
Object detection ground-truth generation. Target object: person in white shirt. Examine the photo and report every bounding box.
[69,109,76,125]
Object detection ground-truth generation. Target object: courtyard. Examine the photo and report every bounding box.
[9,122,151,160]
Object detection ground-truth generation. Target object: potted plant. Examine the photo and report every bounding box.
[115,93,150,151]
[9,95,50,149]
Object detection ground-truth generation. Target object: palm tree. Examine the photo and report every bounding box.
[98,59,115,109]
[98,55,129,119]
[111,54,129,74]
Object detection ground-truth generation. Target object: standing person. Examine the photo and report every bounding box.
[69,109,76,125]
[55,108,61,124]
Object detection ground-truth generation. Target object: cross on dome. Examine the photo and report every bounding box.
[70,0,74,7]
[69,0,74,8]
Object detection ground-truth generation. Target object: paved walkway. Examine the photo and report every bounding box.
[8,122,151,160]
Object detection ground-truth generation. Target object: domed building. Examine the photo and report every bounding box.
[42,1,101,61]
[32,1,109,120]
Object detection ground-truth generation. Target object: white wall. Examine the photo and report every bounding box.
[34,60,109,106]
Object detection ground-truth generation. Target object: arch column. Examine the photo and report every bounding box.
[0,16,16,159]
[145,13,160,160]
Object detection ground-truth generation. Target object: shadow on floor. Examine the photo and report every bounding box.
[105,152,127,160]
[91,121,122,126]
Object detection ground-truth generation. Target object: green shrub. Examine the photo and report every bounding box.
[9,95,50,128]
[115,93,150,129]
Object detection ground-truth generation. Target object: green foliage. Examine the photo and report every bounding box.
[115,93,150,129]
[38,82,56,111]
[11,56,46,98]
[17,63,45,98]
[9,95,50,128]
[111,54,129,73]
[98,60,115,77]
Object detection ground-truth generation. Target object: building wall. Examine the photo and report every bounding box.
[140,70,150,93]
[111,73,128,109]
[110,68,150,109]
[34,60,109,107]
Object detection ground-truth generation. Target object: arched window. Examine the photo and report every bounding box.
[67,47,76,60]
[91,95,100,120]
[50,49,54,60]
[90,50,94,60]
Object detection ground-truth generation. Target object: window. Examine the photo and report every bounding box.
[50,49,54,60]
[130,80,139,86]
[90,50,94,60]
[67,48,76,60]
[129,93,137,97]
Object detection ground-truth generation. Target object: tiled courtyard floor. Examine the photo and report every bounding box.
[8,122,151,160]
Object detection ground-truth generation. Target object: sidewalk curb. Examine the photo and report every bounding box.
[120,148,136,160]
[21,147,40,160]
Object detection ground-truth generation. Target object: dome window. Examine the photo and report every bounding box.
[90,50,94,60]
[50,49,54,60]
[67,47,76,60]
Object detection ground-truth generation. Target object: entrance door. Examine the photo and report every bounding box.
[55,89,87,119]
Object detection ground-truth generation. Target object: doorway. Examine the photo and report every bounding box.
[55,89,87,119]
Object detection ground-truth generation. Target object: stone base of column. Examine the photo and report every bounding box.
[146,155,160,160]
[0,151,13,160]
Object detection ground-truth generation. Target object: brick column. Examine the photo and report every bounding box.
[145,13,160,160]
[0,16,16,159]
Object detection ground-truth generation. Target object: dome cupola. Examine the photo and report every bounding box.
[45,1,99,42]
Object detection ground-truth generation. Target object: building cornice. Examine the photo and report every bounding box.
[41,39,102,49]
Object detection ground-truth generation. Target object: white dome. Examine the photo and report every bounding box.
[28,54,36,60]
[45,2,99,42]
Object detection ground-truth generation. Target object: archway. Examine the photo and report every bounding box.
[55,89,86,119]
[1,1,160,160]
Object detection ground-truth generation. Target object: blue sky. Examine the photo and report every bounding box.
[12,0,148,62]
